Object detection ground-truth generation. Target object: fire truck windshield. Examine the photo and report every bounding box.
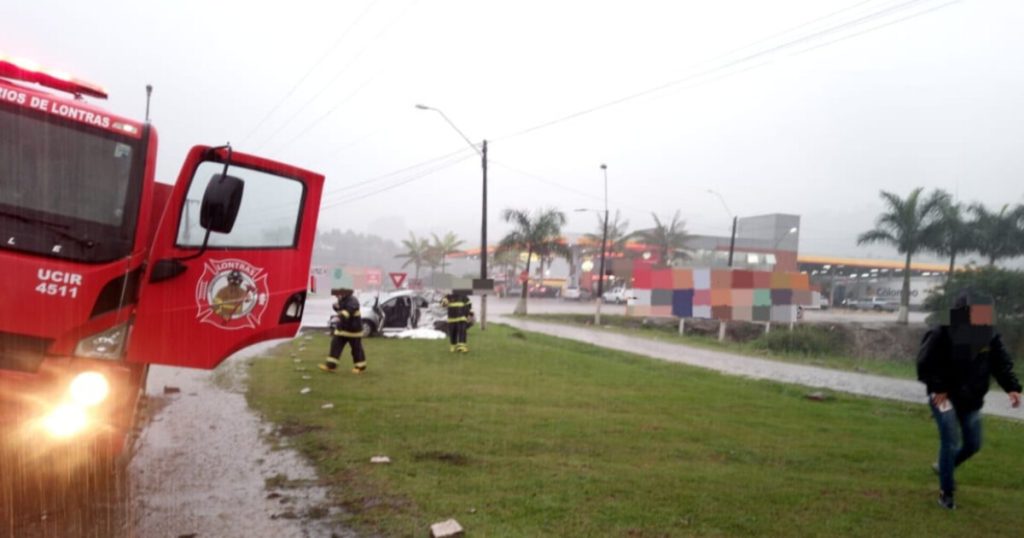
[0,103,143,263]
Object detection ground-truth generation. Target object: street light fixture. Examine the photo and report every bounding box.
[416,104,489,330]
[575,163,610,325]
[707,190,737,267]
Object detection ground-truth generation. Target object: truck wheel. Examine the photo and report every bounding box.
[361,321,375,337]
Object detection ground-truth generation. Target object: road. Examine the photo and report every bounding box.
[303,294,929,325]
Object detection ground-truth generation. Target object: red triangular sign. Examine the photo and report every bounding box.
[389,272,407,288]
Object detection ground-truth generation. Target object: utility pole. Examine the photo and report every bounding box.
[480,140,488,330]
[596,164,609,325]
[415,104,489,329]
[727,216,737,267]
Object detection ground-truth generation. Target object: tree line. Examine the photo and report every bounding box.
[858,187,1024,323]
[494,208,693,314]
[393,231,465,279]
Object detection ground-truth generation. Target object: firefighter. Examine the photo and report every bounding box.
[320,287,367,374]
[441,290,472,353]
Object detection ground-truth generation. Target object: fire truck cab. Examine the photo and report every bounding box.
[0,55,324,461]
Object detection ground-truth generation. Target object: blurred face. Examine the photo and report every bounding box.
[969,304,994,326]
[950,298,994,359]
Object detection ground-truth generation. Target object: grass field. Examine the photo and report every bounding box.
[528,313,919,380]
[246,325,1023,537]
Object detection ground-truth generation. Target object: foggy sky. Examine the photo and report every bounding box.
[4,0,1023,265]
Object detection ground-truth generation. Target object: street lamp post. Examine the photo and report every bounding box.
[707,190,737,267]
[576,164,610,325]
[416,104,489,330]
[597,164,609,325]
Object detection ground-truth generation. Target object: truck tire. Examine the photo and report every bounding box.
[361,320,375,338]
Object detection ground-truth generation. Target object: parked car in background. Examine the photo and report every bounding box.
[528,284,561,298]
[561,285,592,301]
[847,297,899,312]
[602,286,634,304]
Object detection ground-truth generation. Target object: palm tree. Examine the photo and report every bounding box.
[582,210,632,258]
[394,232,432,279]
[497,208,570,315]
[431,231,465,274]
[928,195,974,278]
[857,188,945,323]
[632,211,692,267]
[968,203,1023,266]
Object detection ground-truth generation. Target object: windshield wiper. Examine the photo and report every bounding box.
[0,210,97,249]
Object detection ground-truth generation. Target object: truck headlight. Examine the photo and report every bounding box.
[75,323,129,360]
[69,372,110,407]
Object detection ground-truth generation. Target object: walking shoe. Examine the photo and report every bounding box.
[318,363,336,373]
[351,362,367,374]
[458,345,469,353]
[450,345,457,353]
[937,491,955,510]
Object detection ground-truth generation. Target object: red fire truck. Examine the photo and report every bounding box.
[0,55,324,463]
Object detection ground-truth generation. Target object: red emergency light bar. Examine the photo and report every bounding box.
[0,55,107,100]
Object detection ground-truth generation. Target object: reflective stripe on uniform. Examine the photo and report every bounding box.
[447,317,467,322]
[340,311,351,318]
[326,357,339,365]
[334,330,363,338]
[446,302,465,308]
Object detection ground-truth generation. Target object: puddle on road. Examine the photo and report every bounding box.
[128,340,355,538]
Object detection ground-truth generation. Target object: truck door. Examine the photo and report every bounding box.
[127,146,323,369]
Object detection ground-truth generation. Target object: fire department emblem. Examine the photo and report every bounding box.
[195,259,269,330]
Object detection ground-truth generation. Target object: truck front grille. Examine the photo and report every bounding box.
[0,332,51,373]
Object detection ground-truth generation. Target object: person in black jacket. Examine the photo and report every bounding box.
[916,290,1021,509]
[441,290,472,353]
[320,288,367,374]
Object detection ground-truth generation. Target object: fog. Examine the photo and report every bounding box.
[5,0,1023,262]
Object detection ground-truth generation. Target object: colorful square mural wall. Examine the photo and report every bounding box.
[629,267,812,323]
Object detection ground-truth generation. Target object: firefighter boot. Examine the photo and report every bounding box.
[351,361,367,374]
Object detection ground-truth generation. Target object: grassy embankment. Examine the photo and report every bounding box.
[247,325,1023,537]
[527,313,918,379]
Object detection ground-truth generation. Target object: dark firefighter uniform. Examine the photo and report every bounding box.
[441,291,472,353]
[320,288,367,373]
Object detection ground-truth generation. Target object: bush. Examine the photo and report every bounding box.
[749,325,848,357]
[923,267,1024,357]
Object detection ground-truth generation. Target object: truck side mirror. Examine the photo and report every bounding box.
[200,174,244,234]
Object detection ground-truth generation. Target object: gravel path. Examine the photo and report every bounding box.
[496,317,1023,421]
[128,340,356,538]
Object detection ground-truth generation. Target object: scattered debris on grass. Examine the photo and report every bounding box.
[300,387,311,395]
[430,518,464,538]
[321,403,335,409]
[370,455,391,464]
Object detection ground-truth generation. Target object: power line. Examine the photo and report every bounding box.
[273,75,377,154]
[254,0,419,153]
[318,146,475,202]
[494,0,957,143]
[239,0,383,145]
[322,152,476,207]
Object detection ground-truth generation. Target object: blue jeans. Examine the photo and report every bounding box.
[929,401,982,494]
